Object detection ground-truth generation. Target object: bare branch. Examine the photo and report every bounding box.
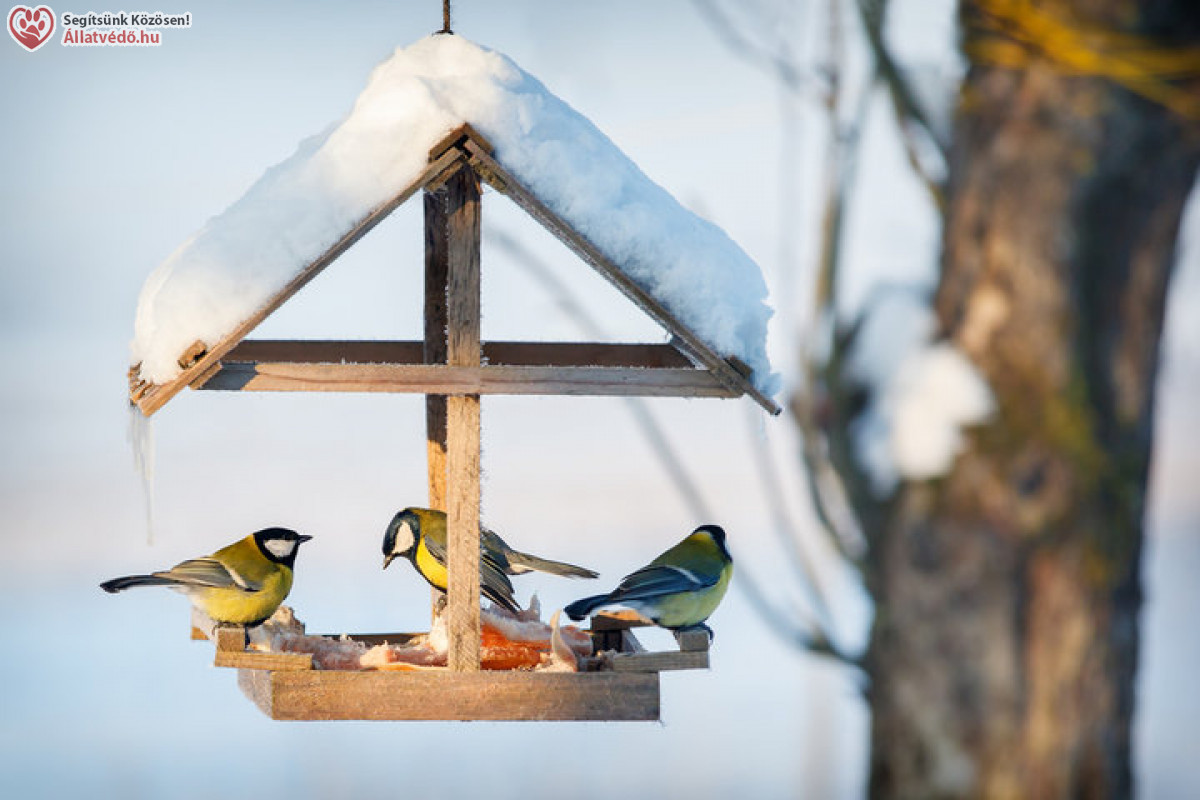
[855,0,948,209]
[692,0,823,97]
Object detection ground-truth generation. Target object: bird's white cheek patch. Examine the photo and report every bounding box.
[393,523,416,554]
[264,539,296,560]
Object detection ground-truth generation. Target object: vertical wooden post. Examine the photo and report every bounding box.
[441,162,483,672]
[423,190,449,512]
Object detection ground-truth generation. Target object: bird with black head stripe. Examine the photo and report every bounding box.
[101,528,312,628]
[564,524,732,638]
[382,507,597,613]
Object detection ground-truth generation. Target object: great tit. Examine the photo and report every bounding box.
[382,507,598,614]
[100,528,312,627]
[564,524,733,635]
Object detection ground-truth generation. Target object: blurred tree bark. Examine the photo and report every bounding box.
[864,0,1200,797]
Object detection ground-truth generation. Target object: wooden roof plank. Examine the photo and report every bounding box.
[459,137,781,415]
[133,146,468,416]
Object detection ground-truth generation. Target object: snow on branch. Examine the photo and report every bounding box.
[847,289,994,495]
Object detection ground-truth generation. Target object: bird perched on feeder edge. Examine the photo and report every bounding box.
[100,528,312,627]
[382,507,598,614]
[564,524,733,637]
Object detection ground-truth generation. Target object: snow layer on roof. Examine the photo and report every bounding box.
[131,34,777,394]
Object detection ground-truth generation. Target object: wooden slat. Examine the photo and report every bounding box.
[215,650,314,671]
[237,669,660,721]
[591,610,653,631]
[610,650,709,673]
[132,147,467,416]
[322,632,423,647]
[208,623,314,670]
[674,628,713,653]
[219,340,693,369]
[443,162,483,673]
[460,137,781,416]
[194,362,736,397]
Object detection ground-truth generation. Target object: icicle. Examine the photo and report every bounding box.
[126,405,156,544]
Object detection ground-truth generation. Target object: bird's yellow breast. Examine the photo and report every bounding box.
[648,562,733,629]
[415,538,448,591]
[192,567,293,626]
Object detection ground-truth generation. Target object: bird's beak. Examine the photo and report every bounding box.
[298,535,314,544]
[383,553,396,569]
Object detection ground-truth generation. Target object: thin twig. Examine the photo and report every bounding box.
[486,227,713,519]
[744,402,838,627]
[692,0,822,96]
[855,0,947,210]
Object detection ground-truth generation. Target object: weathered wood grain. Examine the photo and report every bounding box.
[216,340,693,368]
[237,669,660,721]
[194,361,736,397]
[442,162,483,673]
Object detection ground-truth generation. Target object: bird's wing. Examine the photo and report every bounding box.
[425,527,520,612]
[608,564,717,603]
[480,527,515,572]
[480,553,520,613]
[156,558,261,592]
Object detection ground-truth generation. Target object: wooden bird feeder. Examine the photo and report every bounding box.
[133,124,778,721]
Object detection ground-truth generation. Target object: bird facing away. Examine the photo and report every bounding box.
[382,507,598,614]
[100,528,312,627]
[564,524,733,635]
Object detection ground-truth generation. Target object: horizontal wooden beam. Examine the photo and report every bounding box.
[238,668,660,721]
[221,339,694,369]
[195,361,738,398]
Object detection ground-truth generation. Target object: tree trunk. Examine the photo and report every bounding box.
[865,1,1200,797]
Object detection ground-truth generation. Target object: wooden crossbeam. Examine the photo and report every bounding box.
[194,362,736,397]
[215,339,694,368]
[192,340,734,396]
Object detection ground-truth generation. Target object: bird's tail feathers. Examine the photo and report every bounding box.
[100,574,180,593]
[508,552,599,579]
[563,594,612,621]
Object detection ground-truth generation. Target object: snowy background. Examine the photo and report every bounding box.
[1,2,1195,798]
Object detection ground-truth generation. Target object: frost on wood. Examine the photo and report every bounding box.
[848,290,993,495]
[130,34,777,394]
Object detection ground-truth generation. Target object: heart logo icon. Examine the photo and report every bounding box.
[8,5,55,52]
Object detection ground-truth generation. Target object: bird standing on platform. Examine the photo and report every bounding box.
[381,507,598,613]
[564,525,733,637]
[100,528,312,627]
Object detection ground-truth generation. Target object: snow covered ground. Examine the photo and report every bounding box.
[0,2,1195,798]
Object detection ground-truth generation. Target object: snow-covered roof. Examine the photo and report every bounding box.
[130,34,777,399]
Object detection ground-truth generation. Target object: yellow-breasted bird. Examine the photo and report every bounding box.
[564,524,732,635]
[100,528,312,627]
[382,507,598,614]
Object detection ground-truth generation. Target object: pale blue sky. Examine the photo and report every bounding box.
[0,2,1195,797]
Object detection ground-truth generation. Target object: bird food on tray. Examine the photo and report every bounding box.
[239,601,594,672]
